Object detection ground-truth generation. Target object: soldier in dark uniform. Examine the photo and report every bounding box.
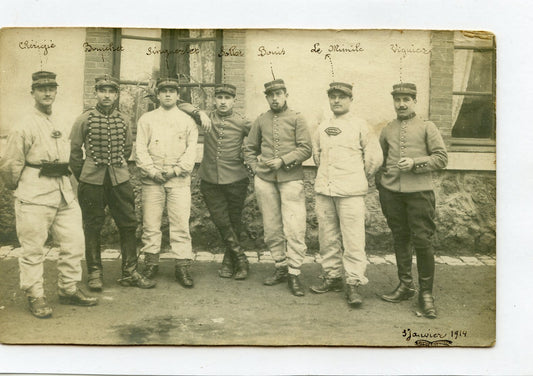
[198,84,252,280]
[70,75,155,290]
[377,83,448,318]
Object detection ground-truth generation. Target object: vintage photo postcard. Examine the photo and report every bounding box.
[0,27,495,347]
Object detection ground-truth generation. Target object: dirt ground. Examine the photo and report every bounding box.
[0,259,495,347]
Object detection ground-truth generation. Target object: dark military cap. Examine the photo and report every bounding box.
[391,83,417,97]
[215,83,237,97]
[156,77,180,91]
[264,79,286,94]
[327,82,353,97]
[95,74,119,90]
[32,71,58,89]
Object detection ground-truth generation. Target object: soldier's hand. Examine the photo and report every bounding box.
[397,157,414,171]
[265,158,283,170]
[199,111,212,132]
[153,171,167,184]
[163,166,177,179]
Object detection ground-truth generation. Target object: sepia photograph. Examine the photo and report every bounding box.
[0,27,497,348]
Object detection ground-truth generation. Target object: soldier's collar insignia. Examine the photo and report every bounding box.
[324,127,342,136]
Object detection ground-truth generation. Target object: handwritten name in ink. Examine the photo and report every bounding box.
[218,45,244,57]
[19,40,56,55]
[310,42,364,55]
[83,42,124,53]
[390,43,431,58]
[146,46,200,56]
[401,328,467,344]
[257,46,286,57]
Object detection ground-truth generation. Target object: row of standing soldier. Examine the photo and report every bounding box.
[0,71,447,320]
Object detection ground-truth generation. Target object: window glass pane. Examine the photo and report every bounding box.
[122,28,161,39]
[119,84,157,137]
[452,95,494,139]
[453,50,493,92]
[188,29,216,38]
[120,39,161,82]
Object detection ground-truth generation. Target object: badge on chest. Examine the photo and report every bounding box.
[324,127,342,136]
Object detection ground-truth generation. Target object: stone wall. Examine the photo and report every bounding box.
[0,166,496,256]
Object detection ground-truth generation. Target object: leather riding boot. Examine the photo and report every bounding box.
[84,227,102,276]
[175,261,194,288]
[416,246,436,318]
[380,282,416,303]
[142,253,160,279]
[218,250,235,278]
[222,229,248,280]
[119,227,139,279]
[346,284,363,307]
[380,242,416,302]
[310,277,343,294]
[264,265,289,286]
[288,274,305,297]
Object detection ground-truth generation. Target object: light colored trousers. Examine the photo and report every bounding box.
[315,194,368,285]
[15,198,84,298]
[254,176,307,275]
[141,184,193,260]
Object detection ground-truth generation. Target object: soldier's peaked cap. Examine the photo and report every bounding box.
[32,71,58,89]
[264,79,286,94]
[156,77,180,90]
[95,74,119,90]
[327,82,353,97]
[215,83,237,97]
[391,83,417,97]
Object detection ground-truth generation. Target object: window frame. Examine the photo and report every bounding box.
[451,38,496,151]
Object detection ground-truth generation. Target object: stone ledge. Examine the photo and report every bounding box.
[0,247,496,266]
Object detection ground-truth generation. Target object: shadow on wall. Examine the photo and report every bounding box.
[0,165,495,256]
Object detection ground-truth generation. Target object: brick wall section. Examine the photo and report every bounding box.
[83,28,115,110]
[220,30,246,115]
[429,31,454,147]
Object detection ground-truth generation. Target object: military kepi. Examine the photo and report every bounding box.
[156,77,180,91]
[215,83,237,97]
[264,79,286,94]
[95,74,119,90]
[391,82,417,97]
[32,71,58,89]
[327,82,353,97]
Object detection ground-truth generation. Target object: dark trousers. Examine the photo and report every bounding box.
[78,172,138,275]
[378,185,436,292]
[200,178,249,243]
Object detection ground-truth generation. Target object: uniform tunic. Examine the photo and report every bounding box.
[135,106,198,260]
[313,112,382,285]
[0,107,83,297]
[243,106,312,273]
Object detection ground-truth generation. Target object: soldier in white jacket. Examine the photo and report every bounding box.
[310,82,382,307]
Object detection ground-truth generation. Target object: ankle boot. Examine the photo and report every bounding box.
[346,284,363,307]
[288,274,305,297]
[175,263,194,288]
[264,266,289,286]
[310,277,343,294]
[143,253,160,279]
[87,269,103,292]
[218,250,235,278]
